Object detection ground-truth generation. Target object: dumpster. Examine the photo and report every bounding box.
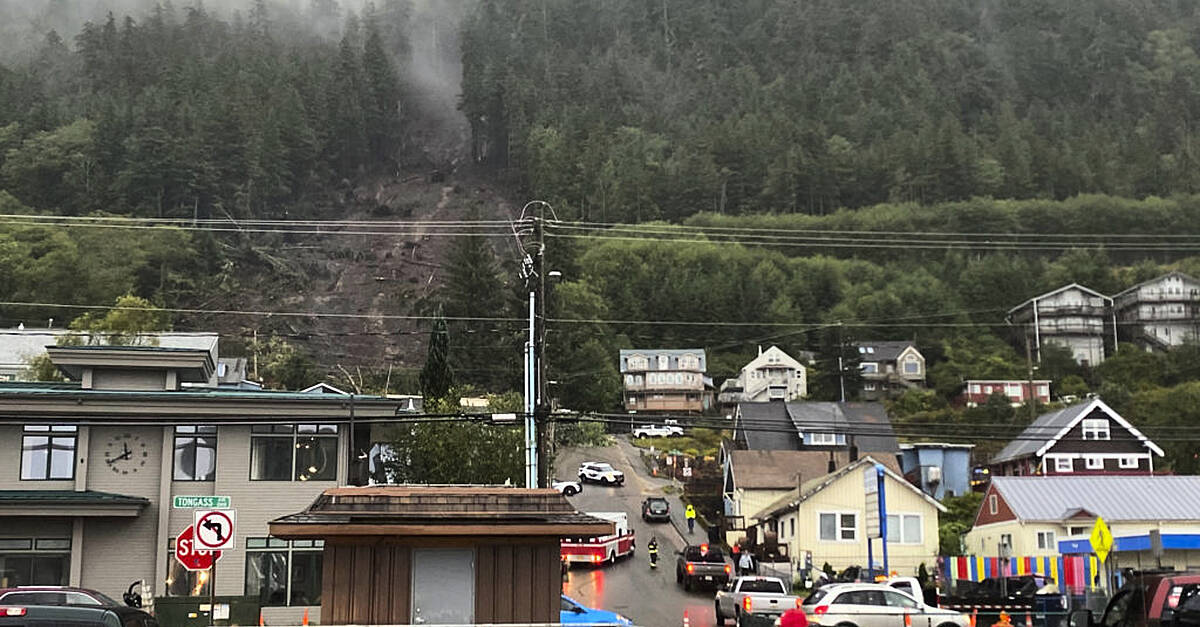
[152,596,260,627]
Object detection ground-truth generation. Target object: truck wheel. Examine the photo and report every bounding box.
[714,602,724,626]
[835,622,859,627]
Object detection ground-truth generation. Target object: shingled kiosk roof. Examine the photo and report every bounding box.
[269,486,615,538]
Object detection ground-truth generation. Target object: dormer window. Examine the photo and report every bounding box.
[1082,418,1110,441]
[658,355,670,370]
[627,355,648,371]
[679,354,699,370]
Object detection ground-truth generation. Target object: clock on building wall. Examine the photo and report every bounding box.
[104,432,149,475]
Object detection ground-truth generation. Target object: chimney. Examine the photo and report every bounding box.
[848,435,859,463]
[758,345,763,356]
[827,450,836,473]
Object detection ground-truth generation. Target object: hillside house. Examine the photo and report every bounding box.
[989,398,1163,477]
[1008,284,1114,367]
[854,342,926,400]
[717,346,807,410]
[620,349,710,413]
[957,380,1051,407]
[1113,271,1200,350]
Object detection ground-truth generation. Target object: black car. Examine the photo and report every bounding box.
[642,497,671,522]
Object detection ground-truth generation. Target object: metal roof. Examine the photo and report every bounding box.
[1007,283,1111,315]
[1113,270,1200,299]
[991,475,1200,522]
[735,402,801,450]
[0,490,150,506]
[852,341,917,363]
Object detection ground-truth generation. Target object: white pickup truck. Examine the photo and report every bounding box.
[632,424,684,438]
[714,576,801,626]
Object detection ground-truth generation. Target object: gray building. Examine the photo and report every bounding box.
[1008,284,1114,366]
[853,341,926,400]
[1113,271,1200,350]
[0,344,410,624]
[619,348,710,413]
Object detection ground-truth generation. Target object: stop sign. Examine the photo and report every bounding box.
[175,525,221,571]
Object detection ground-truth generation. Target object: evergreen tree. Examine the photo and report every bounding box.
[420,305,454,401]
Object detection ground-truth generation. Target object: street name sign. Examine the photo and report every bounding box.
[173,496,231,509]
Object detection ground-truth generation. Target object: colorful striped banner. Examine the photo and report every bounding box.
[944,555,1085,591]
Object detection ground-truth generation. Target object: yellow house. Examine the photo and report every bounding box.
[964,475,1200,575]
[753,456,946,577]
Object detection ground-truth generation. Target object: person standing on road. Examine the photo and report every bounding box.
[739,550,753,575]
[648,536,659,568]
[685,504,696,533]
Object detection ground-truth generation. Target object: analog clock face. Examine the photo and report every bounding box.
[104,432,150,475]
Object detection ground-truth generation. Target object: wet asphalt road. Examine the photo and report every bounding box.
[556,439,722,627]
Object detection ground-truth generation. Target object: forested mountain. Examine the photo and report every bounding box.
[462,0,1200,220]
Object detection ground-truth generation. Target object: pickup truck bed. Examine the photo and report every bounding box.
[715,576,801,625]
[677,545,732,591]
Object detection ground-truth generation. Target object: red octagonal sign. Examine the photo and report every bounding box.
[175,525,221,571]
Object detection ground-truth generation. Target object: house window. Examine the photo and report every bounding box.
[863,382,877,391]
[988,495,998,515]
[903,356,920,375]
[624,374,634,385]
[1085,456,1104,470]
[658,355,670,370]
[1082,419,1110,440]
[1055,458,1073,473]
[1119,457,1139,469]
[970,384,981,394]
[679,354,699,370]
[174,426,217,481]
[1037,531,1056,550]
[1000,534,1013,549]
[627,355,647,370]
[20,425,77,480]
[1069,526,1088,536]
[0,538,71,586]
[250,425,338,481]
[860,363,878,374]
[244,538,324,607]
[886,514,923,544]
[790,518,796,538]
[809,433,838,446]
[1007,384,1022,397]
[819,513,856,541]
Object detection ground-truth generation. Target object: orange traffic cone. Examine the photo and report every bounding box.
[971,609,978,627]
[905,614,913,627]
[258,611,264,626]
[302,608,309,626]
[1025,612,1032,627]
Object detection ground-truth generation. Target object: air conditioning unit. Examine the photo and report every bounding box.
[924,466,942,484]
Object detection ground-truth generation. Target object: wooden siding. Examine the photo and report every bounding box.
[321,538,558,625]
[1047,409,1149,455]
[973,484,1016,527]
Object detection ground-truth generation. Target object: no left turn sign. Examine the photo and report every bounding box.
[194,509,236,551]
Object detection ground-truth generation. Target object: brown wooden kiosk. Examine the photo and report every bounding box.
[269,486,614,625]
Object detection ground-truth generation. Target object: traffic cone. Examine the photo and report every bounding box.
[302,608,309,626]
[683,610,690,627]
[258,611,264,626]
[1025,612,1032,627]
[905,614,913,627]
[971,609,978,627]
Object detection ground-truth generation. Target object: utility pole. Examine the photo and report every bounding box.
[533,210,550,488]
[1025,335,1037,422]
[837,322,846,403]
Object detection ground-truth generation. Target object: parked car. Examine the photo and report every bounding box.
[642,497,671,522]
[804,583,970,627]
[0,587,121,607]
[1069,571,1200,627]
[552,478,582,496]
[0,604,158,627]
[676,544,732,591]
[632,424,684,438]
[560,594,633,625]
[578,461,625,485]
[714,576,802,626]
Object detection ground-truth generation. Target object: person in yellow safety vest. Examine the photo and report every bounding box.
[647,536,659,568]
[685,504,697,533]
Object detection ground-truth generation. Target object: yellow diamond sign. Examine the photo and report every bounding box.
[1090,516,1114,563]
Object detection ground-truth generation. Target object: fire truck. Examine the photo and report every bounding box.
[561,512,636,566]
